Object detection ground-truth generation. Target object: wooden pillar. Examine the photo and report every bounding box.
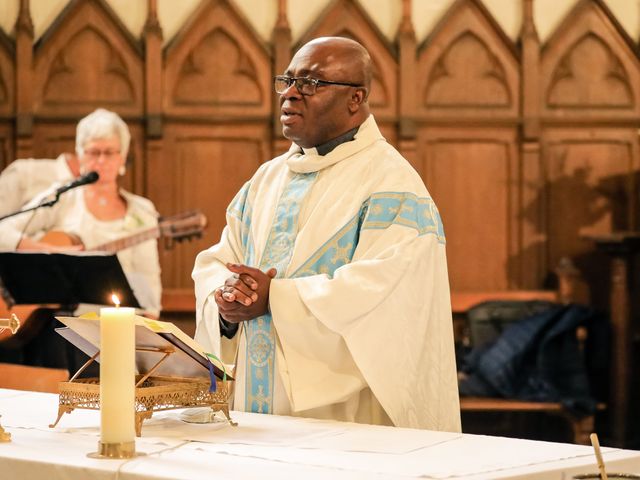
[143,0,163,197]
[520,0,540,140]
[519,0,544,288]
[609,254,631,446]
[271,0,291,156]
[397,0,418,170]
[14,0,34,158]
[587,234,640,448]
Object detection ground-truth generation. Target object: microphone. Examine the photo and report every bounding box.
[55,171,99,196]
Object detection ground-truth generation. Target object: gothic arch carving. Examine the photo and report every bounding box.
[547,33,632,108]
[43,27,134,105]
[425,31,510,108]
[416,0,518,118]
[33,0,143,115]
[173,28,261,106]
[164,0,271,117]
[542,0,640,117]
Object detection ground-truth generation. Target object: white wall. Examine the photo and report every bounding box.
[0,0,638,46]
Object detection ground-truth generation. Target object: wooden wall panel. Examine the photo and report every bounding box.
[420,128,518,290]
[0,128,14,172]
[0,31,15,169]
[159,0,272,288]
[541,128,639,295]
[544,136,637,255]
[540,0,640,303]
[149,123,269,288]
[29,125,75,158]
[0,33,14,118]
[414,0,521,289]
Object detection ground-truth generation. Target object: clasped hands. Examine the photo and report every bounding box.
[215,263,277,323]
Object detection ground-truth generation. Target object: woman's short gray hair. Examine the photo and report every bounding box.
[75,108,131,159]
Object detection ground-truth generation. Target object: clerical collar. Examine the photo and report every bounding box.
[314,126,360,156]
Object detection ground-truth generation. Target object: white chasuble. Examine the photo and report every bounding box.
[193,115,461,432]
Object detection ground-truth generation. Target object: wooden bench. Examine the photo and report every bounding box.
[458,396,604,446]
[451,266,604,445]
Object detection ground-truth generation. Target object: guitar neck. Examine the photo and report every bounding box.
[93,226,160,253]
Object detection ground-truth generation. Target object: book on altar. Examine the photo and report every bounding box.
[55,313,231,381]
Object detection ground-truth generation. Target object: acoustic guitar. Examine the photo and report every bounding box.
[0,210,207,346]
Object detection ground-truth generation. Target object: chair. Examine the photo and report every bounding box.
[0,363,68,393]
[452,259,605,445]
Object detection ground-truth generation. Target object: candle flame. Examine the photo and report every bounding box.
[111,294,120,308]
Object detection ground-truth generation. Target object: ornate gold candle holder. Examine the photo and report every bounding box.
[0,416,10,443]
[49,347,235,439]
[51,374,235,437]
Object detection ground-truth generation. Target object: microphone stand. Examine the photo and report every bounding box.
[0,191,65,223]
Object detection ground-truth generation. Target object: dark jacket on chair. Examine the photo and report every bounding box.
[459,304,609,415]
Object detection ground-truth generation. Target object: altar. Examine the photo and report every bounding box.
[0,388,639,479]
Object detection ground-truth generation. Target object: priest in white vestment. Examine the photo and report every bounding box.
[192,37,461,432]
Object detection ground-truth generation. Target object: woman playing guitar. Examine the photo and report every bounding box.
[0,109,162,375]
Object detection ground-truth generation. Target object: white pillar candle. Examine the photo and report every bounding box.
[99,303,136,444]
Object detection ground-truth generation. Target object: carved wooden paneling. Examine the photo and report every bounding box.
[295,0,398,124]
[164,0,271,120]
[0,0,637,301]
[159,0,272,287]
[425,32,510,107]
[416,0,519,121]
[150,123,269,287]
[0,31,14,117]
[539,0,640,329]
[547,33,632,108]
[29,124,75,158]
[541,128,640,298]
[32,0,143,117]
[0,128,14,172]
[419,127,519,291]
[413,0,520,290]
[0,31,14,170]
[173,30,261,106]
[541,0,640,120]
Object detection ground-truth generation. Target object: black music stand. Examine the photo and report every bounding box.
[0,252,140,374]
[0,252,140,309]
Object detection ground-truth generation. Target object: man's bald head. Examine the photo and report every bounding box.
[297,37,373,96]
[278,36,373,148]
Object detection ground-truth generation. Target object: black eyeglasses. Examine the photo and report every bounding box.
[274,75,363,96]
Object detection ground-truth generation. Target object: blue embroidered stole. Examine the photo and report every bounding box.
[244,171,318,413]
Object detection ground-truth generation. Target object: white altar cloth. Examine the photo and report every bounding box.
[0,388,638,479]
